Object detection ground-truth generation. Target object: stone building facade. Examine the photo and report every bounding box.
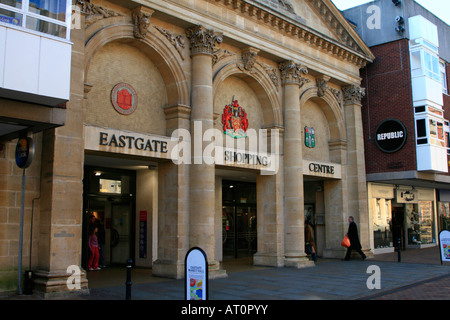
[0,0,374,296]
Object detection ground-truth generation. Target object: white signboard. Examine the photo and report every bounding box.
[185,247,208,300]
[439,230,450,264]
[303,160,342,179]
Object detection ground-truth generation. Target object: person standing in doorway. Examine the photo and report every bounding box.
[305,218,317,262]
[88,226,101,271]
[344,216,366,261]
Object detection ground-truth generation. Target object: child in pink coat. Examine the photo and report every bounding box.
[88,227,101,271]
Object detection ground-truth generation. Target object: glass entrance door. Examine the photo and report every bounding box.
[222,181,257,259]
[83,167,136,268]
[111,202,132,265]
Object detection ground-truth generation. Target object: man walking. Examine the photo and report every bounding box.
[344,216,366,261]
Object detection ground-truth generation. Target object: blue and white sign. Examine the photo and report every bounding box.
[185,247,208,300]
[439,230,450,264]
[15,137,34,169]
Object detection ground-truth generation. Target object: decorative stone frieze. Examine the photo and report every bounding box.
[279,60,309,87]
[212,48,236,65]
[154,26,186,60]
[329,87,342,103]
[75,0,122,25]
[132,6,154,39]
[278,0,295,14]
[259,63,280,89]
[186,25,223,56]
[316,76,329,97]
[342,84,366,105]
[238,47,260,72]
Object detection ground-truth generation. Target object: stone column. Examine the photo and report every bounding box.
[279,61,314,268]
[253,127,285,267]
[152,105,191,279]
[33,13,88,297]
[186,26,225,278]
[323,140,348,259]
[342,85,371,257]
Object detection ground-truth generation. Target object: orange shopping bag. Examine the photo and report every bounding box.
[341,236,350,248]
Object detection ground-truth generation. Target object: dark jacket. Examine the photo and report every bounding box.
[347,221,362,250]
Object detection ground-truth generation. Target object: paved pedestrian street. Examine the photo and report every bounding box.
[3,247,450,305]
[85,259,450,300]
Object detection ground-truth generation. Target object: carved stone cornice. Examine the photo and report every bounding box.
[305,0,359,53]
[186,25,223,56]
[342,85,365,105]
[212,0,372,67]
[279,60,309,87]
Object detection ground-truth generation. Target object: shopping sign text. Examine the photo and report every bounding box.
[88,122,280,175]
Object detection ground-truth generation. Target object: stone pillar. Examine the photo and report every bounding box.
[279,61,314,268]
[33,14,88,297]
[322,140,348,259]
[342,85,371,257]
[253,127,285,267]
[186,26,226,278]
[152,105,191,279]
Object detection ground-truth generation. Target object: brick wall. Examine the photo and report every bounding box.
[361,39,416,174]
[0,135,41,293]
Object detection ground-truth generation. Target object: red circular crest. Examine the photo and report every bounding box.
[111,83,137,115]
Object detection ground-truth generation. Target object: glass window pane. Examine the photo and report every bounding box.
[417,138,428,145]
[0,0,22,9]
[99,179,122,194]
[416,119,426,138]
[432,56,440,81]
[429,119,437,138]
[424,51,432,71]
[26,16,66,38]
[28,0,66,22]
[0,7,22,26]
[438,122,444,140]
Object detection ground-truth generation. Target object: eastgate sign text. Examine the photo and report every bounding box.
[99,132,168,153]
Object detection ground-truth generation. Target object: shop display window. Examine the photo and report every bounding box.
[438,202,450,231]
[372,198,393,248]
[406,201,435,245]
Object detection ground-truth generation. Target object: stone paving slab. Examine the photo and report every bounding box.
[85,259,450,300]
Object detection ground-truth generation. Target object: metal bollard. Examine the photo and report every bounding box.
[126,259,132,300]
[397,238,401,262]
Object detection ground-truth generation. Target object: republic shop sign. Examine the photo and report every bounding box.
[375,119,407,153]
